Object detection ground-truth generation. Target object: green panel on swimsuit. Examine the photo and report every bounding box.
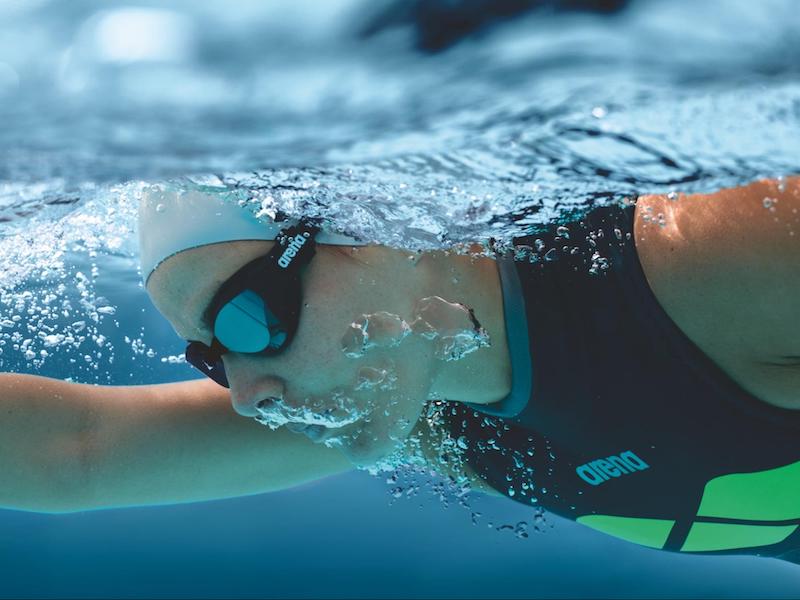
[682,522,798,552]
[576,515,674,549]
[696,460,800,521]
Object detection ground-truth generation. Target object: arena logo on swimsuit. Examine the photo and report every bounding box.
[278,233,310,268]
[576,451,650,486]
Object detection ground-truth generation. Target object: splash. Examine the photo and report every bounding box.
[409,296,490,361]
[341,296,490,361]
[371,399,553,539]
[253,385,380,431]
[355,364,398,392]
[0,181,172,383]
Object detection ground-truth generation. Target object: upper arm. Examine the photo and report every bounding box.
[634,177,800,407]
[636,177,799,276]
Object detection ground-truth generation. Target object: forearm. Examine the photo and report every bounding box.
[83,378,353,511]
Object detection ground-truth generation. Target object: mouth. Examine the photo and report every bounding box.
[285,421,335,443]
[256,392,371,435]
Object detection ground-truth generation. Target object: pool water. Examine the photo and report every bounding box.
[0,0,799,597]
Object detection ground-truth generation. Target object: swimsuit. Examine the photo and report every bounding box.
[445,202,800,560]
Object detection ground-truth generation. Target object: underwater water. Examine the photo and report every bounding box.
[1,0,800,597]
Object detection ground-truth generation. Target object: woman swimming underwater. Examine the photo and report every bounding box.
[1,177,798,561]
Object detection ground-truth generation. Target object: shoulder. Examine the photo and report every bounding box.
[635,178,799,274]
[634,178,800,408]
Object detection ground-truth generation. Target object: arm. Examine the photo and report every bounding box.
[634,177,800,408]
[0,374,352,513]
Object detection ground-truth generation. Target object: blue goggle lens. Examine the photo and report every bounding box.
[215,289,273,353]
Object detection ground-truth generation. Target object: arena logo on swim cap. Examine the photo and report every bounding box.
[278,232,311,269]
[575,450,650,486]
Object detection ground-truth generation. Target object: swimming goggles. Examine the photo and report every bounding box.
[184,221,319,388]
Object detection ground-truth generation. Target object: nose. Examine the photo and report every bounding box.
[223,354,286,417]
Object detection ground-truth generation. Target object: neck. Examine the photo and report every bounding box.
[418,250,512,406]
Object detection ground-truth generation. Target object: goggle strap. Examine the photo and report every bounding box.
[274,221,319,272]
[208,337,228,360]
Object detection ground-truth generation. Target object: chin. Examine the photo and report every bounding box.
[338,427,403,470]
[342,439,394,469]
[330,402,421,470]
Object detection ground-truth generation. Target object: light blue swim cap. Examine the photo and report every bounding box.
[138,185,364,285]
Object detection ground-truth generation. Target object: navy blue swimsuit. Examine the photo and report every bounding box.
[445,202,800,560]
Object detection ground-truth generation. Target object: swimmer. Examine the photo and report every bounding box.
[0,177,798,562]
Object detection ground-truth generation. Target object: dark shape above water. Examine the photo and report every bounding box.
[359,0,630,52]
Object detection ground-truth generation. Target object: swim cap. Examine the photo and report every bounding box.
[138,185,365,285]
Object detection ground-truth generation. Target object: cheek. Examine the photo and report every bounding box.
[285,298,358,394]
[334,343,439,467]
[292,265,366,375]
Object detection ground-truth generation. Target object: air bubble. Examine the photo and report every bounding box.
[410,296,490,361]
[544,248,559,261]
[341,311,411,358]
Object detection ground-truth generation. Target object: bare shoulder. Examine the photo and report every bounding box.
[635,177,799,272]
[633,177,800,409]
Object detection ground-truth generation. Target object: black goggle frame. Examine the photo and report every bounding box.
[184,221,319,387]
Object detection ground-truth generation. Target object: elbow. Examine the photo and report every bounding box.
[0,375,105,514]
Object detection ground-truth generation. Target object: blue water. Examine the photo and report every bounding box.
[1,0,800,597]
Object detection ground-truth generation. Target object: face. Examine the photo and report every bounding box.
[145,240,443,467]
